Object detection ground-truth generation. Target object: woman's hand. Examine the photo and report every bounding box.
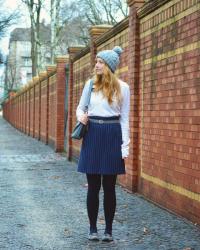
[78,113,88,125]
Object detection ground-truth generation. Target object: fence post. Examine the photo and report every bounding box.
[38,71,47,141]
[127,0,145,191]
[32,76,39,138]
[55,56,69,152]
[46,66,56,145]
[27,80,33,136]
[67,47,84,160]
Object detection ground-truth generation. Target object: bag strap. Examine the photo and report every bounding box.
[84,79,94,112]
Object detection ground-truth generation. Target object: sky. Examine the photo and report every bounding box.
[1,0,28,54]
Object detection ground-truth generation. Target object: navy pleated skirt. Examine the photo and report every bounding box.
[77,116,125,175]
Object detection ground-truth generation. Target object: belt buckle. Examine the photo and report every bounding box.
[98,120,104,124]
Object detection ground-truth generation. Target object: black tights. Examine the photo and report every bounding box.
[86,174,117,234]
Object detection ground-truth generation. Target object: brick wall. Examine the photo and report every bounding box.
[2,56,68,153]
[138,0,200,224]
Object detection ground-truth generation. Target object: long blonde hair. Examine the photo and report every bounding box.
[93,64,122,105]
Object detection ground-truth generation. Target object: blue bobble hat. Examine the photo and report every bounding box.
[96,46,123,73]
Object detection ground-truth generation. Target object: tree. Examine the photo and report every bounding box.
[50,0,62,64]
[4,56,20,96]
[59,15,90,48]
[0,0,19,39]
[59,0,128,46]
[21,0,44,76]
[59,2,88,47]
[78,0,128,25]
[0,51,3,64]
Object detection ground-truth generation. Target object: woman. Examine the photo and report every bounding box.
[76,46,130,242]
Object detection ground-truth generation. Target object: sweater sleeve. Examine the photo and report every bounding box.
[120,84,130,158]
[76,81,90,120]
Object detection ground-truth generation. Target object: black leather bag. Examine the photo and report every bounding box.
[71,121,88,140]
[71,80,93,140]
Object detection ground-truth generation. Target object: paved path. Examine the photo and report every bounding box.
[0,113,200,250]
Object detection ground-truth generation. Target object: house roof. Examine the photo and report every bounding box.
[10,24,51,43]
[10,28,31,42]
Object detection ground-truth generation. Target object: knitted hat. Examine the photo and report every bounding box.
[96,46,123,73]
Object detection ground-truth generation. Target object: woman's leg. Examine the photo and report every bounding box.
[102,175,117,235]
[86,174,101,233]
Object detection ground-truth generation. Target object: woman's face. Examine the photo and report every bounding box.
[95,57,105,75]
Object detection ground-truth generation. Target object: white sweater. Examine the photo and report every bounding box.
[76,79,130,158]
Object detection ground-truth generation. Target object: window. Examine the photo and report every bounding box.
[21,57,31,67]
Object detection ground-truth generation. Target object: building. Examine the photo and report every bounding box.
[5,24,51,90]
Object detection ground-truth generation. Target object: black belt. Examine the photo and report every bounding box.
[89,118,120,124]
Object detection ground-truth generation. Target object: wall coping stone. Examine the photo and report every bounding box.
[39,71,48,80]
[55,55,69,63]
[46,65,57,76]
[33,76,40,84]
[89,25,113,37]
[95,18,129,47]
[71,46,90,62]
[138,0,171,18]
[127,0,145,8]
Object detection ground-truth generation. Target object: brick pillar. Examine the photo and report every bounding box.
[10,98,12,125]
[27,80,32,136]
[14,95,16,128]
[38,71,47,141]
[14,95,17,128]
[89,25,112,70]
[19,94,21,130]
[20,91,23,132]
[32,76,39,138]
[18,93,20,130]
[55,56,69,152]
[46,65,56,144]
[67,47,83,160]
[16,94,19,129]
[24,86,27,134]
[126,0,145,192]
[13,97,15,127]
[19,93,22,131]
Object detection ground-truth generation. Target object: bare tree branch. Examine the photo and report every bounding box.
[0,2,20,39]
[59,0,128,46]
[50,0,62,63]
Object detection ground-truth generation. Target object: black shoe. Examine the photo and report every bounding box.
[102,233,113,242]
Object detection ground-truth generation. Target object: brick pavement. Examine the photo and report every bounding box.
[0,113,200,250]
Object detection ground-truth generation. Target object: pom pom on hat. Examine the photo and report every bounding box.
[113,46,123,57]
[96,46,123,73]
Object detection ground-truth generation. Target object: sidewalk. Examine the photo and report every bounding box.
[0,113,200,250]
